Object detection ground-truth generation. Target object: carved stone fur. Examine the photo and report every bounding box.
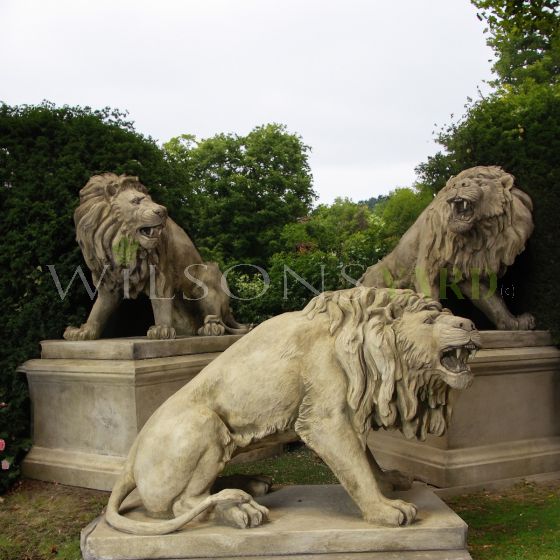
[64,173,248,340]
[360,166,535,330]
[104,287,480,534]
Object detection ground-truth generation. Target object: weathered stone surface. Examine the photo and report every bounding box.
[369,331,560,488]
[360,166,535,331]
[82,484,471,560]
[102,287,479,534]
[41,334,243,360]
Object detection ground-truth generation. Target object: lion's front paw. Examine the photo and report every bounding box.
[147,325,176,339]
[63,324,100,341]
[516,313,536,330]
[365,498,417,527]
[198,315,226,336]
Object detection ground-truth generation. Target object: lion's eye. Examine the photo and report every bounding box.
[132,197,143,205]
[424,316,435,325]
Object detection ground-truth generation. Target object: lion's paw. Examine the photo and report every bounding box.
[63,324,100,341]
[147,325,176,339]
[198,315,226,336]
[366,498,417,527]
[516,313,536,331]
[215,497,269,529]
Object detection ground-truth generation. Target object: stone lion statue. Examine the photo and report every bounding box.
[105,286,480,534]
[64,173,249,340]
[360,166,535,330]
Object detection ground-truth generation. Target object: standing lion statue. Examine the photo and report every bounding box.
[64,173,249,340]
[104,287,480,534]
[360,166,535,330]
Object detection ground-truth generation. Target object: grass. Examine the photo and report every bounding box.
[1,446,559,560]
[447,481,560,560]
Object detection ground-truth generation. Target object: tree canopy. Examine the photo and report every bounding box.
[472,0,560,86]
[163,124,316,264]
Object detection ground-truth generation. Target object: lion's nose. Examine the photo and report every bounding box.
[458,319,476,331]
[153,206,167,218]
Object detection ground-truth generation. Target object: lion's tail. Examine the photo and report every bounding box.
[105,469,253,535]
[223,310,252,334]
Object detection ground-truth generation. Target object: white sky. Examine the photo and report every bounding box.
[1,0,494,203]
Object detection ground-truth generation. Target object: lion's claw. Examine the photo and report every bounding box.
[366,498,417,527]
[63,324,100,341]
[147,325,176,339]
[516,313,536,330]
[198,315,226,336]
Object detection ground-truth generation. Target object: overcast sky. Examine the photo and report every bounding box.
[1,0,494,203]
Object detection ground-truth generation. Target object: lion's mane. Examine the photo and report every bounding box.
[74,173,156,294]
[425,166,533,281]
[302,288,452,442]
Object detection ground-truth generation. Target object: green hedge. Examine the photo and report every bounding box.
[0,103,178,491]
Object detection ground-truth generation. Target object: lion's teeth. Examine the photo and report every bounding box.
[455,348,461,359]
[463,200,467,210]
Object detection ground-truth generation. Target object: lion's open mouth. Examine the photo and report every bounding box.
[138,225,164,239]
[440,342,478,374]
[449,197,475,222]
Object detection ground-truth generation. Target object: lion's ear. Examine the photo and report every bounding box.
[501,173,514,191]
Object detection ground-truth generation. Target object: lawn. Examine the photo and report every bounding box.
[1,446,559,560]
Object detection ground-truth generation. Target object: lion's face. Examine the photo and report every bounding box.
[438,166,514,234]
[394,307,481,390]
[111,188,168,250]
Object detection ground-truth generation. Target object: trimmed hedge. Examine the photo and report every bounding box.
[0,103,178,491]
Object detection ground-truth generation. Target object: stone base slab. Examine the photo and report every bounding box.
[81,484,471,560]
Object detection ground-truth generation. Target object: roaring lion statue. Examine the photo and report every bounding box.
[105,287,480,534]
[360,166,535,330]
[64,173,248,340]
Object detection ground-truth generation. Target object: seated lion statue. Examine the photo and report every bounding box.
[360,166,535,330]
[104,286,480,534]
[64,173,248,340]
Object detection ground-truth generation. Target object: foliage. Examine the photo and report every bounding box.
[228,192,432,324]
[472,0,560,86]
[417,69,560,340]
[163,124,316,265]
[372,187,433,250]
[0,102,174,493]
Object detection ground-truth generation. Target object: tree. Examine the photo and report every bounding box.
[163,124,316,265]
[0,102,174,492]
[372,187,433,251]
[472,0,560,86]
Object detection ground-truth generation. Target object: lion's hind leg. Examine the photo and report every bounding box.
[134,407,233,521]
[142,408,269,530]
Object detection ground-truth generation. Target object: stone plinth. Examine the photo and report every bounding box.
[369,330,560,489]
[81,484,471,560]
[19,335,243,490]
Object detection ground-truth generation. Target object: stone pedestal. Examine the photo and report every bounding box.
[81,484,471,560]
[18,335,246,490]
[369,330,560,489]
